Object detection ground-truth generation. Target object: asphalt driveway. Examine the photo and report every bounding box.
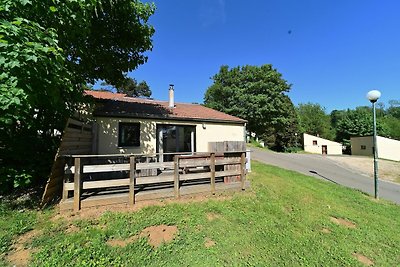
[250,147,400,205]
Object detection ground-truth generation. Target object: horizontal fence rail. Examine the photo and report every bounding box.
[62,151,247,211]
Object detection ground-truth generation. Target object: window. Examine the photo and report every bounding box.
[361,145,366,150]
[118,122,140,147]
[313,140,318,145]
[156,125,196,162]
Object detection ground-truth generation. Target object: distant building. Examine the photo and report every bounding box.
[303,133,342,155]
[351,136,400,161]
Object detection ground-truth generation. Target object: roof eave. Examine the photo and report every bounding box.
[93,112,247,124]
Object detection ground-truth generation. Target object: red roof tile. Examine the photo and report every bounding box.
[85,90,246,123]
[85,90,127,99]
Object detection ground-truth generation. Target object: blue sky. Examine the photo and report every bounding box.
[126,0,399,112]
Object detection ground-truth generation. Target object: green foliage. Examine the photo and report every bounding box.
[334,106,388,146]
[284,146,303,153]
[249,138,264,148]
[101,77,152,97]
[382,115,400,140]
[204,64,299,151]
[387,100,400,119]
[0,0,155,190]
[2,162,400,266]
[297,102,334,140]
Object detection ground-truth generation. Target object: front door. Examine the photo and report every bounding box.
[157,125,196,161]
[322,145,328,155]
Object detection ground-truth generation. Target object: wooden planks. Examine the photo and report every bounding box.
[64,158,239,174]
[41,118,94,207]
[73,158,82,212]
[62,151,247,211]
[208,141,246,153]
[129,156,136,206]
[174,156,180,198]
[240,152,246,190]
[210,152,216,194]
[64,174,176,190]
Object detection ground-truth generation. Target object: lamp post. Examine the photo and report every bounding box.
[366,90,381,199]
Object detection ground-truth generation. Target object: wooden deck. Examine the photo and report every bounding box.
[59,151,249,212]
[60,179,250,212]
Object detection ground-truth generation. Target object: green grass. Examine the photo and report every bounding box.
[247,139,267,149]
[2,161,400,266]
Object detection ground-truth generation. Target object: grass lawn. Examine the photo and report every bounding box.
[1,161,400,266]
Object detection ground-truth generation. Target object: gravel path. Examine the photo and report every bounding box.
[326,155,400,184]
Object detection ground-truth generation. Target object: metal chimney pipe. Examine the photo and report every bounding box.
[169,84,174,108]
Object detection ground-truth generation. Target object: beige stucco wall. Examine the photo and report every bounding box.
[351,136,400,161]
[95,116,245,154]
[350,136,373,157]
[303,133,342,155]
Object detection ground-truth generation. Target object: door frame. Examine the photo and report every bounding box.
[322,145,328,155]
[156,124,196,162]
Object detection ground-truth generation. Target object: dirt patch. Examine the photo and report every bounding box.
[301,195,315,204]
[65,224,80,234]
[6,229,40,267]
[353,253,374,266]
[206,212,221,221]
[107,225,178,249]
[204,237,216,248]
[321,228,331,234]
[327,155,400,184]
[330,216,356,228]
[283,206,294,214]
[107,235,139,248]
[142,225,178,248]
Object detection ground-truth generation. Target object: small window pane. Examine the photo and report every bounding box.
[361,145,366,150]
[313,140,318,145]
[118,123,140,147]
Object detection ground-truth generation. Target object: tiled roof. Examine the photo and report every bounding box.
[85,90,246,124]
[85,90,127,100]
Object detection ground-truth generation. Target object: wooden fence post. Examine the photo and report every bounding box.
[73,157,82,211]
[62,157,68,201]
[129,156,136,206]
[174,156,180,198]
[210,152,216,194]
[240,152,246,190]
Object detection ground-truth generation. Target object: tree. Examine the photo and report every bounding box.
[0,0,155,191]
[382,116,400,140]
[335,107,388,147]
[296,103,334,140]
[387,100,400,119]
[204,64,299,151]
[101,77,152,97]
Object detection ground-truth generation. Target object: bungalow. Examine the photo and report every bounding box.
[41,86,248,209]
[85,85,247,159]
[350,135,400,161]
[302,133,343,155]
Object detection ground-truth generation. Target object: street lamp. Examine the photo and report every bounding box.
[366,90,381,199]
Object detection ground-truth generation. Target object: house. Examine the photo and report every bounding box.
[85,85,247,160]
[351,136,400,161]
[302,133,342,155]
[42,86,249,209]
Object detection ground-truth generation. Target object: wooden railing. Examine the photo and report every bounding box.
[62,151,247,211]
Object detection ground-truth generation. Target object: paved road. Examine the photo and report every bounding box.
[251,148,400,205]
